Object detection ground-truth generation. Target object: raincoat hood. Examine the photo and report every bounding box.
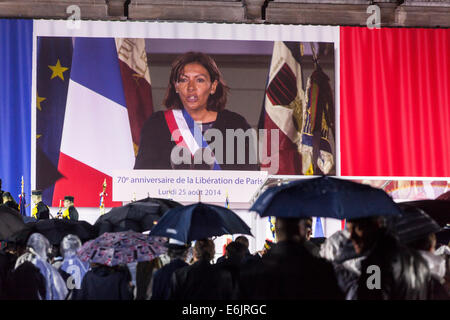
[15,233,69,300]
[60,234,82,258]
[26,233,51,260]
[419,250,446,282]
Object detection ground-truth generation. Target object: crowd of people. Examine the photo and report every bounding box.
[0,211,448,300]
[0,178,449,300]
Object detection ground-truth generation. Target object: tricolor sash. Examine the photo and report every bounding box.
[164,109,221,170]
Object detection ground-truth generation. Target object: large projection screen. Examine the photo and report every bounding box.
[32,21,340,208]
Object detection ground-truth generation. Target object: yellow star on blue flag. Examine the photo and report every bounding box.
[36,92,46,111]
[48,59,69,81]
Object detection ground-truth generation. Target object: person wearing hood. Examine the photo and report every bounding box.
[56,234,90,299]
[319,229,366,300]
[13,233,68,300]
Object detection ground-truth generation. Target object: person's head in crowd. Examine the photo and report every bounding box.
[31,190,43,205]
[166,238,191,262]
[26,233,51,261]
[193,238,215,263]
[60,234,82,258]
[64,195,74,208]
[274,217,311,243]
[235,236,249,250]
[225,241,246,263]
[408,233,437,253]
[393,206,442,253]
[163,51,229,113]
[305,218,313,241]
[347,216,385,255]
[2,191,14,204]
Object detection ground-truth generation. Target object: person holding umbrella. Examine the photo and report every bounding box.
[347,215,433,300]
[150,238,191,300]
[392,206,449,299]
[76,263,134,300]
[75,231,166,300]
[239,217,344,300]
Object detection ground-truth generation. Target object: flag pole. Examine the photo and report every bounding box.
[18,176,27,216]
[99,178,107,215]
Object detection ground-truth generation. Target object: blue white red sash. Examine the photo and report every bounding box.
[164,109,221,170]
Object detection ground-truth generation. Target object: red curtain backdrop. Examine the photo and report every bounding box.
[340,27,450,177]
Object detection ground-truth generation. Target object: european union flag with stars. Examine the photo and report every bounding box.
[36,37,73,205]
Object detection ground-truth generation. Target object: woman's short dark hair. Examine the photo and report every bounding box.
[163,52,229,112]
[193,238,215,261]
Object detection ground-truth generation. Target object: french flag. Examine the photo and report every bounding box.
[52,38,135,207]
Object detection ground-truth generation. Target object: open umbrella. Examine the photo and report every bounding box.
[77,231,167,267]
[149,202,252,243]
[436,191,450,201]
[7,219,98,246]
[95,201,171,235]
[134,197,183,211]
[250,176,402,219]
[397,200,449,228]
[0,205,26,240]
[392,206,442,245]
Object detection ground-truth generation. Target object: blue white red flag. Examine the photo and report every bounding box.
[52,38,136,207]
[164,109,221,170]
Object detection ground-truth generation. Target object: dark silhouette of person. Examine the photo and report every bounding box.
[347,216,433,300]
[239,217,344,300]
[151,240,190,300]
[169,238,234,300]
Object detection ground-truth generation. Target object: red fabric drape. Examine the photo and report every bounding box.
[340,27,450,177]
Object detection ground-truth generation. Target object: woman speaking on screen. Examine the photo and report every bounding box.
[134,52,259,171]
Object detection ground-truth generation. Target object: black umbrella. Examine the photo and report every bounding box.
[149,202,252,243]
[134,197,183,211]
[7,219,98,246]
[95,201,174,235]
[397,200,449,228]
[392,206,442,245]
[250,176,402,219]
[0,205,27,240]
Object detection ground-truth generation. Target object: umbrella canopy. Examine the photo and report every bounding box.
[0,205,26,240]
[392,206,442,245]
[250,176,402,219]
[436,191,450,201]
[134,197,183,211]
[397,200,449,228]
[95,200,180,235]
[149,202,252,243]
[7,219,98,246]
[77,231,167,267]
